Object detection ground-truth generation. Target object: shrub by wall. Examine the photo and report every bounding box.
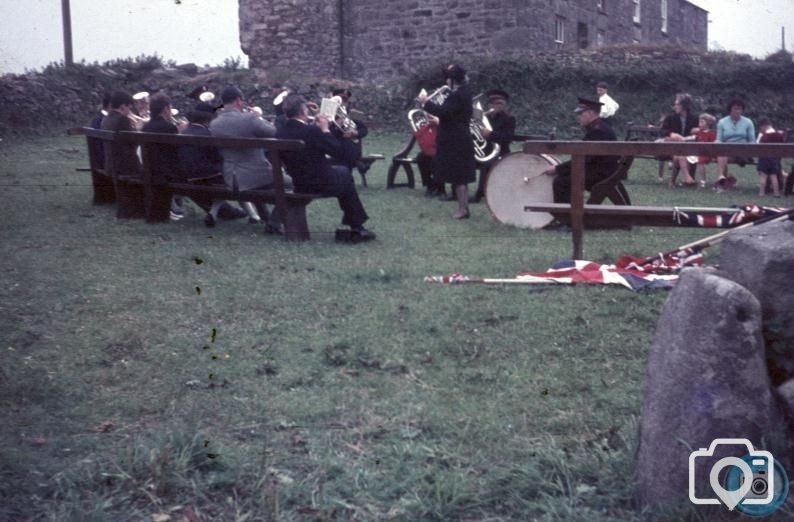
[1,47,792,139]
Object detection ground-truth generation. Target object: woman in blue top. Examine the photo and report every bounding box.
[715,98,755,184]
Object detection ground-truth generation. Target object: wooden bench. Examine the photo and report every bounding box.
[521,139,794,258]
[81,128,329,241]
[386,133,552,189]
[67,127,116,204]
[624,122,763,185]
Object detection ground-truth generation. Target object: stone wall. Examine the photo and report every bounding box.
[240,0,708,82]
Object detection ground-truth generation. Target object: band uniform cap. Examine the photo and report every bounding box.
[486,89,509,102]
[220,86,244,103]
[187,102,217,123]
[443,64,467,82]
[574,97,603,114]
[596,81,609,89]
[132,91,150,101]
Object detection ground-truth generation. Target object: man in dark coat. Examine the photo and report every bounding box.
[419,64,476,219]
[141,93,181,222]
[276,94,374,242]
[543,97,619,204]
[101,90,145,218]
[100,90,140,175]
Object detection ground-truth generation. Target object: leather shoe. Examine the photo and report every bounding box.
[351,227,376,242]
[453,209,470,219]
[217,204,248,220]
[264,223,284,235]
[204,214,216,227]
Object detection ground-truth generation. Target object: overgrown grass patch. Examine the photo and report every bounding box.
[0,133,787,520]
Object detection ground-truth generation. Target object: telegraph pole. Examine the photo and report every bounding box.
[62,0,74,67]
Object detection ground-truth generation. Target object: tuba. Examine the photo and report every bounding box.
[412,86,500,163]
[329,96,357,133]
[470,96,500,163]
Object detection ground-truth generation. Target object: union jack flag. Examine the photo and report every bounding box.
[516,259,679,290]
[673,204,787,228]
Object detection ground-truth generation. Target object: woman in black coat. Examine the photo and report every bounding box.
[419,64,476,219]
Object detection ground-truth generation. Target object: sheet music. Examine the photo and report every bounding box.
[319,98,339,120]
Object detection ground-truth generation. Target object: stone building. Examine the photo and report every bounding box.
[239,0,708,82]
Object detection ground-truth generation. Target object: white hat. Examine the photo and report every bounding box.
[198,91,215,103]
[132,91,150,101]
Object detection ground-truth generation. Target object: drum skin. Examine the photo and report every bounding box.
[485,152,561,229]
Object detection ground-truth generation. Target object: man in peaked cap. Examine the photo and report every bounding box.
[542,97,619,206]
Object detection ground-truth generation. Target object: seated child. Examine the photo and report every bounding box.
[691,113,717,188]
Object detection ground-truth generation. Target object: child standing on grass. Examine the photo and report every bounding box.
[691,113,717,188]
[756,117,784,197]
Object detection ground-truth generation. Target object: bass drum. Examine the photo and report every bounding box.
[485,152,562,229]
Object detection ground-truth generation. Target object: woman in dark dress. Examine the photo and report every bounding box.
[659,93,699,186]
[418,64,476,219]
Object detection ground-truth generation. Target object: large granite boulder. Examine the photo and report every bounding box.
[719,218,794,385]
[634,269,786,515]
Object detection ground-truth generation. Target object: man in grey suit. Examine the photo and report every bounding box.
[209,85,290,233]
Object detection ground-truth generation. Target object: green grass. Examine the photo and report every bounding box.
[0,133,790,521]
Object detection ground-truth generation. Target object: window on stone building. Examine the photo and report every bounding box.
[597,0,605,11]
[555,16,565,44]
[661,0,668,33]
[633,0,641,24]
[596,30,605,46]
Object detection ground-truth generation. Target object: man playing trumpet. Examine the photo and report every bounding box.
[276,94,375,242]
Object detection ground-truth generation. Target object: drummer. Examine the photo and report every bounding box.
[542,97,618,204]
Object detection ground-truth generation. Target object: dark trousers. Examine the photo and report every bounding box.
[301,166,368,229]
[474,158,499,199]
[553,170,611,203]
[417,153,444,194]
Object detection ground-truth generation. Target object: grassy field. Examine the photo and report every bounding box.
[0,132,789,521]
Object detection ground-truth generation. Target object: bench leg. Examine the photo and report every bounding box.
[386,162,415,189]
[284,202,310,241]
[115,181,147,219]
[92,171,116,204]
[145,185,173,223]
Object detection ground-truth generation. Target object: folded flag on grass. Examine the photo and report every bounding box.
[425,260,679,291]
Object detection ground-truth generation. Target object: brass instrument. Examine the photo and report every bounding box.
[413,86,500,163]
[273,89,290,107]
[127,111,148,130]
[471,96,500,163]
[170,108,189,130]
[329,95,357,133]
